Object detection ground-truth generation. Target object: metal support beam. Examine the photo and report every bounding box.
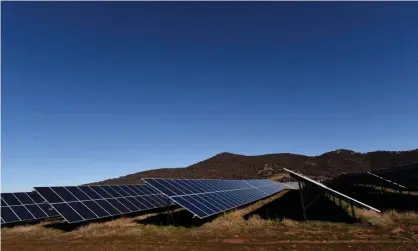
[298,180,307,221]
[305,191,326,210]
[166,198,174,224]
[350,203,356,218]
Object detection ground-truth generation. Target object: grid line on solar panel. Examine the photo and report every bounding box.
[143,178,274,197]
[142,178,284,219]
[168,184,278,198]
[34,184,170,224]
[1,192,58,225]
[171,188,273,219]
[147,179,280,193]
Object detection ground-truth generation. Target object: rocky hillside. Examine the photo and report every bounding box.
[90,148,418,185]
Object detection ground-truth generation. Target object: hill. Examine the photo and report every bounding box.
[91,148,418,185]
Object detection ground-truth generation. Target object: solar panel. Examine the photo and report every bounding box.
[1,192,59,225]
[283,168,381,212]
[328,171,408,191]
[34,184,170,224]
[143,178,285,219]
[281,182,300,190]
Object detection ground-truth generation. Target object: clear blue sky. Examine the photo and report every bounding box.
[2,2,418,192]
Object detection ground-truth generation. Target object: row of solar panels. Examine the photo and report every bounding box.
[1,192,59,224]
[1,179,286,225]
[144,178,284,219]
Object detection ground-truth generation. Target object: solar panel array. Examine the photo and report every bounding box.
[34,184,170,223]
[283,168,381,212]
[1,192,59,225]
[2,179,289,225]
[143,178,285,219]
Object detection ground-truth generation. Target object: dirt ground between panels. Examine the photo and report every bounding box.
[2,192,418,251]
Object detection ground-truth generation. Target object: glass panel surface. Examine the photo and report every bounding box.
[1,206,20,222]
[10,206,34,221]
[53,203,84,222]
[26,205,48,218]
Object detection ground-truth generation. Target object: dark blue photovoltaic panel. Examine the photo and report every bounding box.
[68,202,97,220]
[53,203,84,222]
[83,201,110,218]
[95,200,120,215]
[1,206,20,223]
[144,180,177,196]
[65,187,91,201]
[34,184,170,224]
[120,185,136,196]
[143,178,285,219]
[13,193,35,205]
[2,193,21,206]
[134,196,152,209]
[129,185,145,195]
[106,199,130,213]
[51,187,78,202]
[126,197,146,210]
[26,205,47,218]
[112,186,131,197]
[39,203,60,217]
[101,186,122,197]
[10,206,34,221]
[1,192,59,225]
[117,197,138,211]
[174,196,207,218]
[34,187,63,203]
[89,186,113,199]
[78,186,102,200]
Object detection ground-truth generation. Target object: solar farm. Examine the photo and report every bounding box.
[2,163,418,251]
[2,179,284,225]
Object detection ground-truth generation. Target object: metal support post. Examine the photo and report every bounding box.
[166,198,173,225]
[298,181,307,221]
[350,203,356,218]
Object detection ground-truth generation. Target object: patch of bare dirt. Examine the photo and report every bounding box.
[391,227,405,234]
[223,238,248,244]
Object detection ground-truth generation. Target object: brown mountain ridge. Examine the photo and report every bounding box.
[91,148,418,185]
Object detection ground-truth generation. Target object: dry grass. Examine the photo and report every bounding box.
[383,210,418,221]
[280,218,300,227]
[71,215,188,238]
[202,192,288,233]
[357,209,394,227]
[73,218,141,237]
[1,220,63,240]
[270,173,291,181]
[357,209,418,227]
[202,213,279,237]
